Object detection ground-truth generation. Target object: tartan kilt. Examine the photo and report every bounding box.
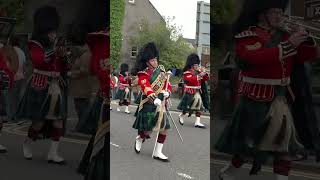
[132,103,170,131]
[78,98,109,180]
[16,77,67,122]
[115,88,131,105]
[177,91,204,113]
[215,95,304,161]
[77,95,103,135]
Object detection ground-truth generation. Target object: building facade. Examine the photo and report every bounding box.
[120,0,164,70]
[196,1,210,67]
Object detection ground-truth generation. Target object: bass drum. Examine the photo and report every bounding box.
[2,45,18,75]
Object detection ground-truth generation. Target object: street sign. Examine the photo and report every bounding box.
[305,0,320,19]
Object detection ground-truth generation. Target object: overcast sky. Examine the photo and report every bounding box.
[149,0,210,39]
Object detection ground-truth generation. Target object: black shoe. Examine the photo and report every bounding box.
[48,160,66,165]
[153,156,170,162]
[195,125,206,129]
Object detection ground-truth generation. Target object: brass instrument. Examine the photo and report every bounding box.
[279,15,320,40]
[54,35,74,64]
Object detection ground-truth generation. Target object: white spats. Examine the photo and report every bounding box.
[134,136,143,153]
[178,114,184,125]
[218,163,237,180]
[153,142,169,162]
[0,144,7,153]
[125,106,130,114]
[47,141,65,164]
[195,117,205,128]
[23,138,33,159]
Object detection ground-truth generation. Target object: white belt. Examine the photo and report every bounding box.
[119,83,129,86]
[185,86,201,89]
[33,69,60,78]
[242,76,290,86]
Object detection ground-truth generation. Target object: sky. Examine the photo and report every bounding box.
[149,0,210,39]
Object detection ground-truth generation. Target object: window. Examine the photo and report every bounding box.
[203,20,210,24]
[131,46,137,58]
[128,0,135,4]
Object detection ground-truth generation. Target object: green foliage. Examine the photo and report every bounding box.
[0,0,25,31]
[110,0,125,68]
[212,0,236,24]
[130,17,196,70]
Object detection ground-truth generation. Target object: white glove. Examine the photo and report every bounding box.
[153,98,161,106]
[163,91,170,98]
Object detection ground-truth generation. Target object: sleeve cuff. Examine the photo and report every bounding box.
[279,41,297,61]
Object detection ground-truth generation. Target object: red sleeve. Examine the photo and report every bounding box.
[166,81,172,94]
[236,38,282,65]
[183,72,198,83]
[296,43,318,63]
[138,72,154,97]
[118,74,126,83]
[0,50,14,89]
[202,73,209,82]
[28,42,55,70]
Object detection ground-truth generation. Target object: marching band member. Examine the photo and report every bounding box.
[132,42,172,162]
[177,53,209,128]
[115,63,131,113]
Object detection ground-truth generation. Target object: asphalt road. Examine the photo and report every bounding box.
[110,103,211,180]
[0,122,88,180]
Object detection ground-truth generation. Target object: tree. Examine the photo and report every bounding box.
[110,0,125,68]
[130,17,196,70]
[0,0,25,31]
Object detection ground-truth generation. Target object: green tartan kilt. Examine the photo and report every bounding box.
[132,103,170,131]
[177,92,203,113]
[16,78,67,122]
[215,95,304,161]
[78,134,108,180]
[77,95,103,135]
[115,88,131,104]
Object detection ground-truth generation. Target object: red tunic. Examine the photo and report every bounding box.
[235,26,318,101]
[138,67,172,98]
[118,74,130,90]
[0,48,14,89]
[28,40,69,90]
[28,40,68,72]
[86,31,109,97]
[183,69,209,94]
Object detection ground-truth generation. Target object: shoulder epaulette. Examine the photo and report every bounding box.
[137,71,149,76]
[29,40,43,49]
[183,71,192,75]
[234,30,258,39]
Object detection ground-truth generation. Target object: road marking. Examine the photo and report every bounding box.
[176,172,194,179]
[3,124,89,145]
[212,159,320,179]
[110,142,120,148]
